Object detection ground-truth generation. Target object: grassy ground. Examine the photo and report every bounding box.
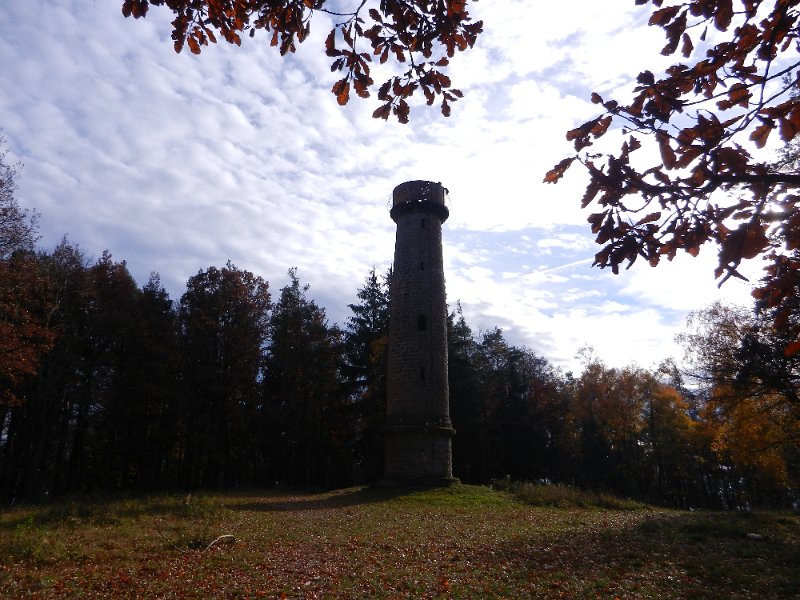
[1,484,798,598]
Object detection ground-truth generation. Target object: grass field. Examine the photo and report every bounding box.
[1,484,798,598]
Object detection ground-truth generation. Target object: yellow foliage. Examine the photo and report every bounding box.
[708,385,799,485]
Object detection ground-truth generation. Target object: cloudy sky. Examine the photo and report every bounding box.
[1,1,765,372]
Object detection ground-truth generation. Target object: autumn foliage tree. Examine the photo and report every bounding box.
[0,138,53,409]
[679,302,799,496]
[0,137,38,261]
[120,0,482,122]
[546,0,800,350]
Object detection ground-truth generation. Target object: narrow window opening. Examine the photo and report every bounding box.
[420,218,426,229]
[420,367,425,381]
[417,314,427,331]
[420,261,425,271]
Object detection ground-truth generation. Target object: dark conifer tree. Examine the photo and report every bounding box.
[342,268,390,482]
[85,252,146,490]
[86,263,180,491]
[447,304,487,482]
[265,269,343,487]
[132,274,180,489]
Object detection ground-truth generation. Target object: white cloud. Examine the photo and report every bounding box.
[537,232,595,254]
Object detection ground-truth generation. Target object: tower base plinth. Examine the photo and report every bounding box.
[381,424,455,484]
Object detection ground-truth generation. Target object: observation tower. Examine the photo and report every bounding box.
[382,180,456,484]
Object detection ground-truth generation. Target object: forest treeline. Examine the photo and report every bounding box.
[1,162,798,509]
[3,245,798,508]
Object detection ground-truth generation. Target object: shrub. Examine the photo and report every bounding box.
[493,479,647,510]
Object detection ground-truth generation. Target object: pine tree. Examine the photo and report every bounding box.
[265,269,343,486]
[342,268,390,482]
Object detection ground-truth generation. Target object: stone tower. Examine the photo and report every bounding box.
[383,180,456,484]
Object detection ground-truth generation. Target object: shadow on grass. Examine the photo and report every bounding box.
[0,484,431,529]
[477,510,800,598]
[225,484,423,512]
[0,493,226,530]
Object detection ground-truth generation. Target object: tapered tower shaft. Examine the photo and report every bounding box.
[383,180,455,484]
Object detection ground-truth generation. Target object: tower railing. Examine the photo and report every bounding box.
[390,180,450,223]
[392,180,449,207]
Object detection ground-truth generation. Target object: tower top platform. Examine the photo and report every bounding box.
[390,180,449,223]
